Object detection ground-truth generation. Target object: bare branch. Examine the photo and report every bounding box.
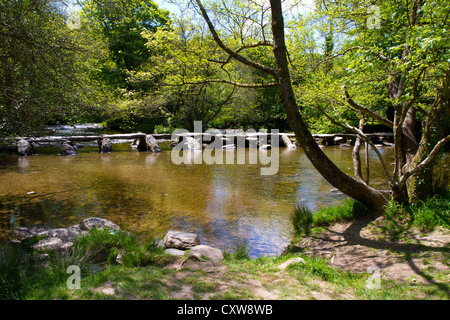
[193,0,277,77]
[208,41,273,66]
[165,78,277,88]
[313,46,392,72]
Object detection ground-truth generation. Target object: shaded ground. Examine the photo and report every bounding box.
[304,217,449,283]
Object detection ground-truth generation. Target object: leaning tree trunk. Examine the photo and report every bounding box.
[269,0,388,214]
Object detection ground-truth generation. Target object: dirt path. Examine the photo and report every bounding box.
[292,216,450,283]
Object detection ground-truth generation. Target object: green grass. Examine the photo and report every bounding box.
[381,189,450,239]
[223,241,251,261]
[0,227,176,300]
[312,199,369,227]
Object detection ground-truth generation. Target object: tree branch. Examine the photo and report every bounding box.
[314,102,394,183]
[313,46,392,72]
[400,134,450,185]
[344,88,393,128]
[165,78,278,88]
[208,40,273,66]
[193,0,277,77]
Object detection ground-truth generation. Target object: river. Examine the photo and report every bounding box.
[0,127,396,257]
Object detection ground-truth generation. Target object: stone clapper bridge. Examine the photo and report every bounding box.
[12,130,394,155]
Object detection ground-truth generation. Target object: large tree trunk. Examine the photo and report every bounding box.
[269,0,388,214]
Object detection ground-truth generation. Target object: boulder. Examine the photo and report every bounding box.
[177,254,216,272]
[187,245,224,263]
[146,135,161,153]
[60,140,77,155]
[79,217,120,231]
[41,225,87,243]
[99,137,112,153]
[32,237,64,251]
[163,230,200,250]
[17,139,33,156]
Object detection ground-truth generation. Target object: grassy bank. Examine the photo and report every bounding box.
[1,191,449,300]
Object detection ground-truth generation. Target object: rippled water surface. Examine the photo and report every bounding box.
[0,140,396,257]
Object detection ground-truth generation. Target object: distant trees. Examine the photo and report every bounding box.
[0,0,105,136]
[81,0,170,90]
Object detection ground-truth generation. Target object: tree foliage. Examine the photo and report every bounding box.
[0,0,108,136]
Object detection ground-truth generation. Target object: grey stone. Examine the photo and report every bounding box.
[99,137,112,153]
[79,217,120,231]
[60,140,77,155]
[165,248,187,256]
[163,230,200,250]
[13,217,119,252]
[44,225,87,242]
[187,245,224,263]
[17,139,32,156]
[32,237,64,251]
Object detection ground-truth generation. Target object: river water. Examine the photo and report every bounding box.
[0,128,396,257]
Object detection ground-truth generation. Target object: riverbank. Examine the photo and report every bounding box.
[1,194,449,300]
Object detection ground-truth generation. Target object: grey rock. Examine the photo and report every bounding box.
[163,230,200,250]
[13,217,120,254]
[165,248,187,256]
[177,254,216,272]
[44,225,87,243]
[32,237,64,251]
[187,245,224,263]
[60,140,77,155]
[17,139,32,156]
[99,137,113,153]
[79,217,120,231]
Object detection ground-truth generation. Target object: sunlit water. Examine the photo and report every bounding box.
[0,138,396,257]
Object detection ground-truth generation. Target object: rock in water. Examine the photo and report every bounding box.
[146,135,161,153]
[17,139,32,156]
[163,230,200,250]
[78,217,120,231]
[60,140,77,155]
[99,137,113,153]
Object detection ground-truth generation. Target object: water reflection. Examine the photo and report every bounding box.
[0,144,398,257]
